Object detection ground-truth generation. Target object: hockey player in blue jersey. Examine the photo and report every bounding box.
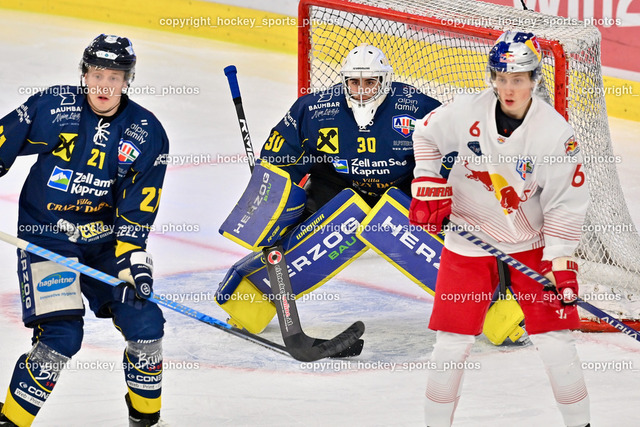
[217,44,443,333]
[0,35,168,427]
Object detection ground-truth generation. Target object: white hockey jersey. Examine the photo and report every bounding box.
[413,88,589,260]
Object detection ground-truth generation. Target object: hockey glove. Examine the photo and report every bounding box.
[409,176,452,234]
[540,257,579,305]
[114,251,154,309]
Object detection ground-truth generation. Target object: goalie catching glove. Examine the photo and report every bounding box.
[115,251,154,309]
[409,176,452,234]
[540,256,579,305]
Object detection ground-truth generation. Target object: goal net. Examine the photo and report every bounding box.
[298,0,640,327]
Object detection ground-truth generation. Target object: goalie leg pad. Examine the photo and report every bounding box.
[356,187,443,296]
[216,188,370,333]
[219,160,306,251]
[216,268,276,333]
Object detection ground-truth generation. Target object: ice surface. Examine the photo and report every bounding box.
[0,9,638,427]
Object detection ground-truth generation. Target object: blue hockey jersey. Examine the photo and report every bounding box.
[260,82,440,201]
[0,85,169,251]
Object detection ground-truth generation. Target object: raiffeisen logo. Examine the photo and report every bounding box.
[37,272,76,292]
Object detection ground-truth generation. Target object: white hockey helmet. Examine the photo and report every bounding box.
[340,44,393,127]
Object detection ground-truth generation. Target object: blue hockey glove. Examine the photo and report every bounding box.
[114,251,154,309]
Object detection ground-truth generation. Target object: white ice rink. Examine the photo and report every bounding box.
[0,8,639,427]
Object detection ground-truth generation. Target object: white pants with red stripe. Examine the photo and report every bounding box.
[424,330,590,427]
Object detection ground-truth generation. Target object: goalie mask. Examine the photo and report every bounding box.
[487,31,542,87]
[80,34,136,85]
[340,44,393,128]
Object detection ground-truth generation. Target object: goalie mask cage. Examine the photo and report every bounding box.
[298,0,640,330]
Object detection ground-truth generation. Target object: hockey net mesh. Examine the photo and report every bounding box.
[301,0,640,321]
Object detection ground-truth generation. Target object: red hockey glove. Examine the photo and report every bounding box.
[540,257,579,305]
[409,177,452,234]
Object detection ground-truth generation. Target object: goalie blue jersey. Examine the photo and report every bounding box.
[0,85,168,249]
[260,82,440,200]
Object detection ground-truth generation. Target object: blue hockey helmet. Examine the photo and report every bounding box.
[488,31,542,80]
[81,34,136,83]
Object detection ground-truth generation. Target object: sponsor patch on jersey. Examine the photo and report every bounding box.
[52,133,78,162]
[467,141,482,156]
[564,136,580,156]
[118,139,141,164]
[516,157,535,180]
[332,159,349,174]
[317,128,339,154]
[47,166,73,192]
[37,272,76,292]
[392,115,416,137]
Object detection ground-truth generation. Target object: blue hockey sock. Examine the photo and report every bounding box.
[123,339,163,414]
[2,343,68,426]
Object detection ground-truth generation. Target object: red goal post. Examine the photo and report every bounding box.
[297,0,640,331]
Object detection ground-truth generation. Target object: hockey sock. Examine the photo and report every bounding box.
[424,331,475,427]
[1,342,69,427]
[529,330,590,426]
[123,339,163,415]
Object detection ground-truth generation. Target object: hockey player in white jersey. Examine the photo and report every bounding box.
[410,31,590,426]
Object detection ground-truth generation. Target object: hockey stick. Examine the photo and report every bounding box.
[224,65,365,359]
[444,220,640,343]
[0,230,295,358]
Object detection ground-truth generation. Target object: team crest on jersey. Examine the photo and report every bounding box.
[515,157,535,180]
[118,139,141,164]
[317,128,339,154]
[52,133,78,162]
[564,136,580,156]
[467,141,482,156]
[47,166,73,192]
[392,115,416,137]
[332,159,349,174]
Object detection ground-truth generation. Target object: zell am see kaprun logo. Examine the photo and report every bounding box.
[37,272,76,292]
[47,166,73,192]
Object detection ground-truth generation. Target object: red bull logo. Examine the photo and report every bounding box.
[498,187,532,214]
[564,137,580,156]
[464,160,493,191]
[464,160,532,214]
[500,52,515,63]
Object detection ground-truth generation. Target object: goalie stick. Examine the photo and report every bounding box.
[444,220,640,343]
[224,65,365,360]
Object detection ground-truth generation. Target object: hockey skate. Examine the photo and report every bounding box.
[125,394,169,427]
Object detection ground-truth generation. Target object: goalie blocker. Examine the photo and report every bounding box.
[218,165,524,342]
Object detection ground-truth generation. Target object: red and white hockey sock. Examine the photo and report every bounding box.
[529,330,590,427]
[424,331,475,427]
